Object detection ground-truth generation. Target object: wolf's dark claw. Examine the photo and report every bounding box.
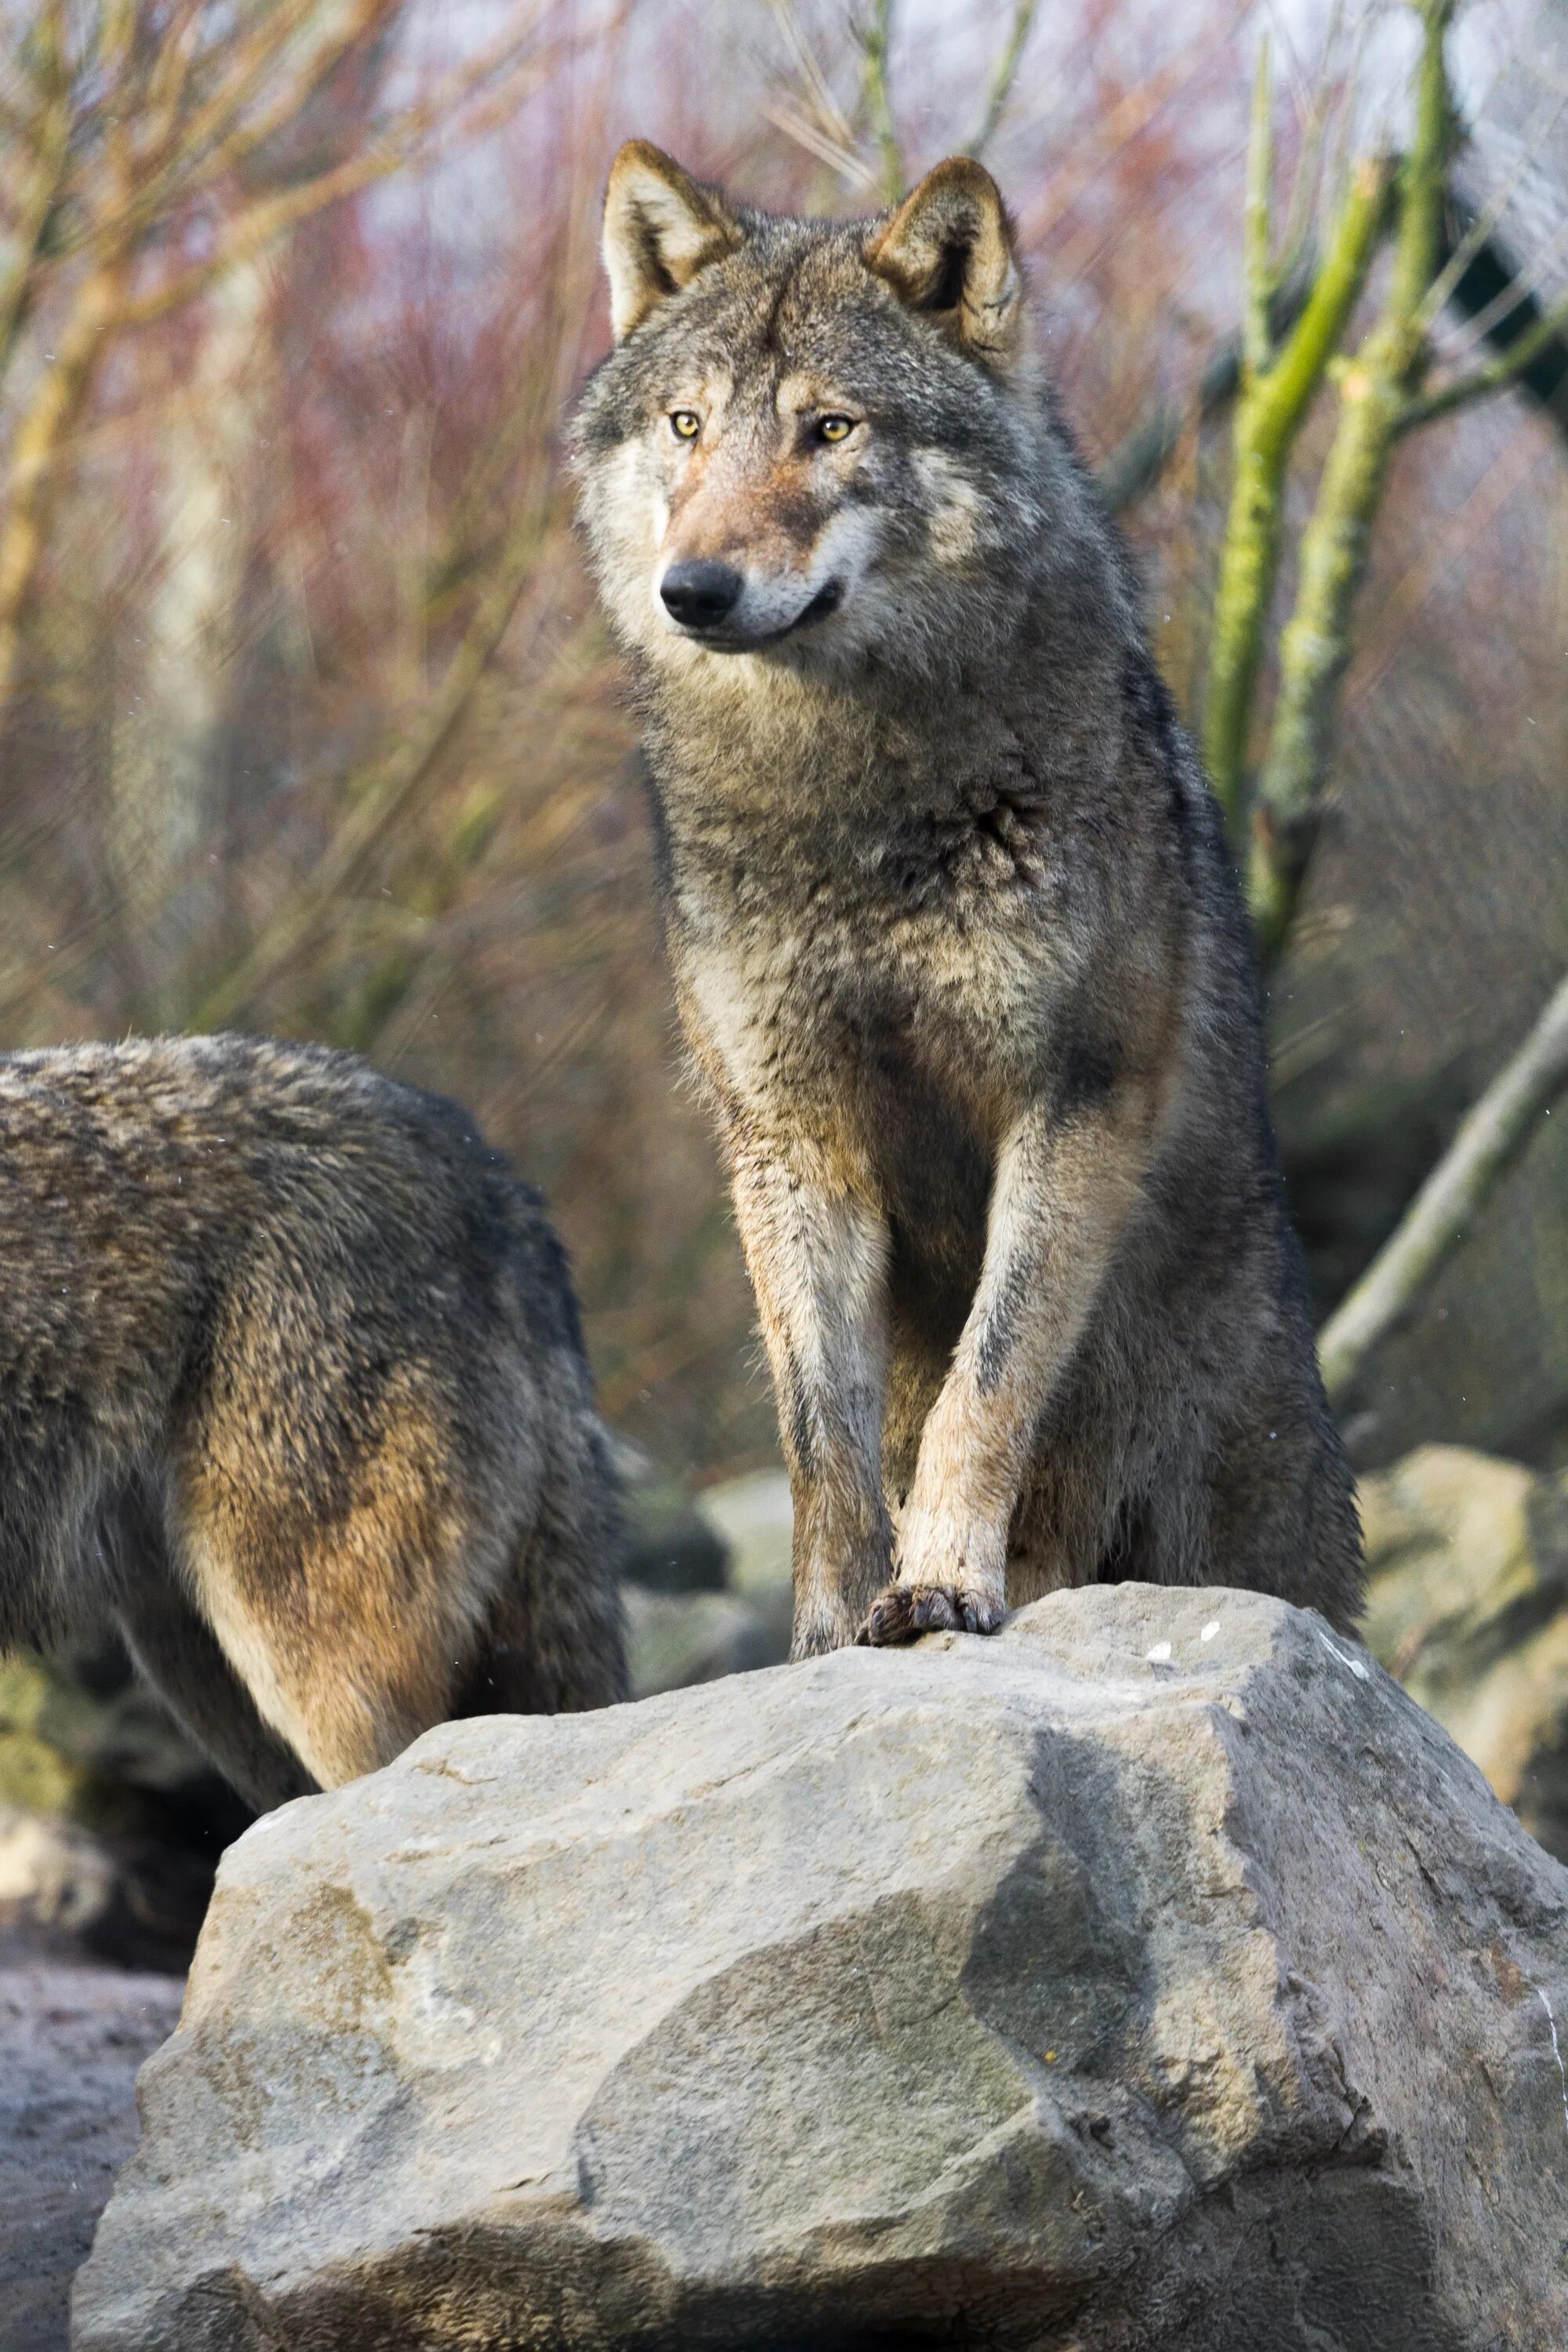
[856,1582,1006,1645]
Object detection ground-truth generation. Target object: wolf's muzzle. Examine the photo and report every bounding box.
[659,561,843,650]
[660,559,744,632]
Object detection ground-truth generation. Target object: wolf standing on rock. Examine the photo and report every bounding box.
[574,143,1362,1657]
[0,1035,626,1807]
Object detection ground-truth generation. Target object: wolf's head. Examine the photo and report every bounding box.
[571,146,1065,681]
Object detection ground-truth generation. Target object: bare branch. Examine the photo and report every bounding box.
[1419,93,1568,343]
[768,0,858,154]
[1396,292,1568,432]
[963,1,1038,162]
[193,493,554,1031]
[1319,972,1568,1406]
[858,0,904,209]
[760,95,875,191]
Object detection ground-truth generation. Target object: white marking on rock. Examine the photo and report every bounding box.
[1317,1631,1370,1682]
[1540,1987,1568,2141]
[1145,1641,1172,1664]
[1200,1621,1220,1644]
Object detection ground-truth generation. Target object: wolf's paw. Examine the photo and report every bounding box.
[856,1581,1006,1645]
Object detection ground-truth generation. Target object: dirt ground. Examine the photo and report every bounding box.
[0,1935,183,2352]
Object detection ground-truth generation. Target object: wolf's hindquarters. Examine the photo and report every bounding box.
[153,1294,626,1790]
[158,1408,626,1791]
[112,1518,318,1812]
[0,1035,627,1798]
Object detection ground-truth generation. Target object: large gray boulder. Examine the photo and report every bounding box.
[74,1585,1568,2352]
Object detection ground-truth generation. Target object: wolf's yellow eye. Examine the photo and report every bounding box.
[670,410,701,441]
[818,415,855,444]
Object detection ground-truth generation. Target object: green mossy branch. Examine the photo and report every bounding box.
[1245,0,1456,956]
[1201,146,1392,837]
[858,0,905,207]
[963,1,1038,162]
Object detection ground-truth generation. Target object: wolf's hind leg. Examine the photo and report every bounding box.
[172,1471,485,1790]
[455,1468,629,1721]
[114,1562,317,1813]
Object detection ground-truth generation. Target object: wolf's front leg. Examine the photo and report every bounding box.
[728,1141,893,1655]
[862,1090,1152,1645]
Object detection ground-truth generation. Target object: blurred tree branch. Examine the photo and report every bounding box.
[857,1,904,207]
[962,1,1038,163]
[193,485,554,1031]
[1098,0,1568,1406]
[1097,61,1568,961]
[0,0,558,713]
[1101,181,1568,519]
[1319,971,1568,1407]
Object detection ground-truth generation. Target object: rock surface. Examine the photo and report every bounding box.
[2,1945,183,2352]
[1362,1443,1568,1861]
[74,1584,1568,2352]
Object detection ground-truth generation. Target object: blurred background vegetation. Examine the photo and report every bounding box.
[2,0,1568,1956]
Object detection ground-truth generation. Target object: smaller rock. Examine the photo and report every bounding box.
[621,1584,782,1698]
[695,1468,793,1600]
[0,1806,210,1975]
[615,1442,729,1595]
[619,1465,795,1695]
[1361,1443,1568,1860]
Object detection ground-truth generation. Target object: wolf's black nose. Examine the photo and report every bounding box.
[660,560,743,630]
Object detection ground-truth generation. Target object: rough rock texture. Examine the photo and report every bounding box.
[75,1585,1568,2352]
[2,1946,183,2352]
[1362,1443,1568,1861]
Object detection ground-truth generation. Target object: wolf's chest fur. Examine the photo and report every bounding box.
[666,771,1087,1271]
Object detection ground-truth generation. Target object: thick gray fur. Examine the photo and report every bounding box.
[0,1033,626,1806]
[572,146,1362,1657]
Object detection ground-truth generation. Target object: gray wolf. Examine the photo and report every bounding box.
[572,143,1362,1657]
[0,1034,626,1806]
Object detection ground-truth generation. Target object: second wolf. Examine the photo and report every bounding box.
[0,1035,626,1806]
[573,144,1362,1656]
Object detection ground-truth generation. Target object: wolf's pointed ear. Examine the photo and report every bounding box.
[601,142,743,341]
[865,158,1023,366]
